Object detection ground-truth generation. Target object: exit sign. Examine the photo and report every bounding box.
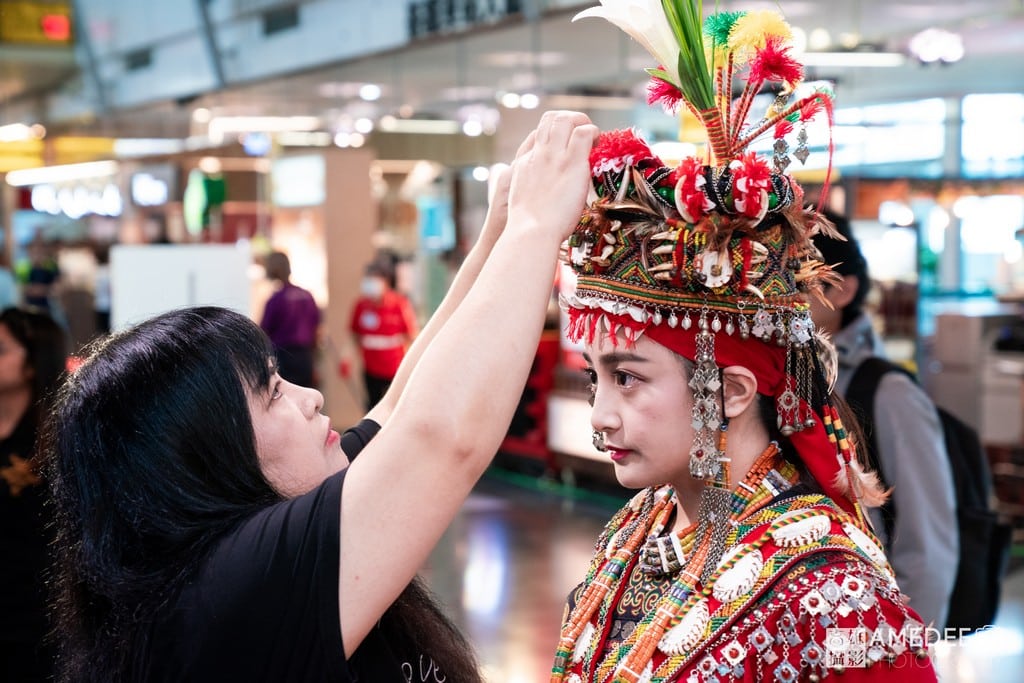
[0,1,74,45]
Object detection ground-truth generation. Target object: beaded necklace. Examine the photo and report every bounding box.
[638,448,796,577]
[552,442,800,683]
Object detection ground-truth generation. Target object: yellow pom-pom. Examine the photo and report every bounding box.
[727,10,793,63]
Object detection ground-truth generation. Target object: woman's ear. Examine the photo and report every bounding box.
[721,365,759,420]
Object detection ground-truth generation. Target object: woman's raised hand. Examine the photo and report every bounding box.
[506,110,598,243]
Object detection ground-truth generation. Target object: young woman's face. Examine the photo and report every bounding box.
[247,371,347,497]
[584,332,694,490]
[0,322,31,395]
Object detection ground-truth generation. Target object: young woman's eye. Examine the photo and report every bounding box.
[582,368,597,406]
[613,370,638,388]
[270,382,283,401]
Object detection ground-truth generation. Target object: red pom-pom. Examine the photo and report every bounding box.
[749,36,803,86]
[730,152,772,220]
[674,156,714,223]
[646,74,683,115]
[590,129,662,175]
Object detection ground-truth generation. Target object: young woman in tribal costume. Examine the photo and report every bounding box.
[551,4,941,682]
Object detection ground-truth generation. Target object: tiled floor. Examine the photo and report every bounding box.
[423,472,1024,682]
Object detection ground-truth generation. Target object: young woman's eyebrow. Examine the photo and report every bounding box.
[584,351,649,369]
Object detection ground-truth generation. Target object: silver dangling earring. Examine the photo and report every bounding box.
[592,430,607,452]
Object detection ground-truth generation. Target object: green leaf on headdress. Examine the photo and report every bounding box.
[703,10,744,46]
[661,0,715,111]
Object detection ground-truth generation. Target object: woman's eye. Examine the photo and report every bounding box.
[613,370,637,388]
[582,368,597,406]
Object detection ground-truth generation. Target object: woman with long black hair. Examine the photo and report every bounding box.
[43,110,598,682]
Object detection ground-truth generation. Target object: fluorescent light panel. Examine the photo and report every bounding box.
[6,160,119,187]
[378,118,460,135]
[800,51,907,68]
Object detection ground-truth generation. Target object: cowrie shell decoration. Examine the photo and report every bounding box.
[713,550,764,603]
[842,522,888,568]
[771,514,831,548]
[658,598,710,656]
[572,621,596,663]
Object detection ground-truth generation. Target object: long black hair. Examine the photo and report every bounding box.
[42,306,481,682]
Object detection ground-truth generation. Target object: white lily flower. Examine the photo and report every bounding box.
[574,1,681,86]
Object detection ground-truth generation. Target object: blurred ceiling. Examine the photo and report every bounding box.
[4,1,1024,142]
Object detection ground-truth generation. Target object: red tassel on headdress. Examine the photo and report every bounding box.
[773,119,794,139]
[647,74,684,115]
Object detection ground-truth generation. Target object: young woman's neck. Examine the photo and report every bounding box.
[672,410,772,530]
[0,387,33,440]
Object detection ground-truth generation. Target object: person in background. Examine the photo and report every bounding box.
[260,251,321,388]
[0,307,69,682]
[349,261,418,408]
[21,238,61,315]
[42,111,598,682]
[810,212,957,629]
[93,243,112,337]
[0,252,18,310]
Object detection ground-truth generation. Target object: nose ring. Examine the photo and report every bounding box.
[592,430,607,452]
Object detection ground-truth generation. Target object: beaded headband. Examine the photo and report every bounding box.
[565,1,861,516]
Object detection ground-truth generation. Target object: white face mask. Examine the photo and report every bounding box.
[360,277,385,299]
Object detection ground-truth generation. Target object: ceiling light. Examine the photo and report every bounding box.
[5,160,119,186]
[462,120,483,137]
[472,166,490,182]
[0,123,45,142]
[808,28,832,52]
[909,28,964,64]
[519,93,540,109]
[359,84,382,101]
[113,138,186,157]
[207,116,321,145]
[192,107,212,123]
[800,51,906,68]
[500,92,521,108]
[354,117,374,134]
[276,131,332,147]
[378,118,460,135]
[198,157,222,174]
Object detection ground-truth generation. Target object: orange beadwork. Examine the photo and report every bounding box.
[552,443,802,682]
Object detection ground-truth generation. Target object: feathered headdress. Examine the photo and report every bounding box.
[565,1,861,516]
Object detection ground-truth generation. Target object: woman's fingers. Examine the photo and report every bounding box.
[506,110,598,241]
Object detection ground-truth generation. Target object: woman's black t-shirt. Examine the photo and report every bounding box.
[142,419,432,682]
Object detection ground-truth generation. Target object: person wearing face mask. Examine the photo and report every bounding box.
[260,251,322,388]
[349,261,418,408]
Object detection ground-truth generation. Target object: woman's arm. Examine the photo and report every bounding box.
[339,111,597,656]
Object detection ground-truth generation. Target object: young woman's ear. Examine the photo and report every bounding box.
[721,366,759,420]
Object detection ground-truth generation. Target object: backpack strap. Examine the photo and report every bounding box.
[844,356,913,542]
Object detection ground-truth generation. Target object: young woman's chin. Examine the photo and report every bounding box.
[613,465,656,491]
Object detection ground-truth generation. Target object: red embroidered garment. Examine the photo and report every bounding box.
[557,489,938,682]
